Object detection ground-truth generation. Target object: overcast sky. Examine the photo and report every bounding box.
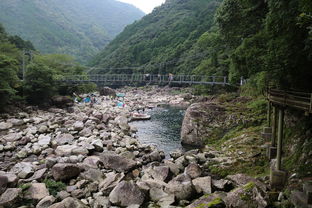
[117,0,166,14]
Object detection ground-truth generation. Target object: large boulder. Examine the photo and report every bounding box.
[51,96,74,108]
[10,162,34,179]
[114,116,130,131]
[165,173,194,200]
[186,193,226,208]
[51,163,80,181]
[0,188,22,207]
[55,134,74,145]
[99,152,137,172]
[224,182,267,208]
[185,163,202,179]
[109,180,145,207]
[49,197,87,208]
[0,176,8,194]
[0,122,13,130]
[181,103,227,147]
[24,183,49,200]
[192,176,212,194]
[99,87,116,97]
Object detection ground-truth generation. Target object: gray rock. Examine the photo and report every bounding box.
[54,145,76,156]
[56,191,70,200]
[0,175,8,194]
[212,179,232,191]
[192,176,212,194]
[115,116,130,131]
[152,166,170,181]
[73,121,84,131]
[22,168,47,182]
[81,168,104,182]
[99,152,137,172]
[109,181,145,207]
[0,171,18,186]
[55,133,74,145]
[165,173,194,200]
[99,172,125,194]
[38,135,51,146]
[82,156,102,169]
[3,132,22,142]
[181,103,227,147]
[79,128,92,137]
[39,125,48,133]
[7,119,24,126]
[10,162,34,179]
[48,197,87,208]
[36,195,56,208]
[25,183,49,200]
[0,122,13,130]
[99,87,116,97]
[72,146,89,155]
[51,163,80,181]
[164,160,180,176]
[226,174,266,192]
[0,188,22,207]
[91,139,104,152]
[93,196,110,208]
[185,163,202,179]
[186,193,226,208]
[224,182,267,208]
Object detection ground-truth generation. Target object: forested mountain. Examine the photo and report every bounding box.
[0,0,145,63]
[92,0,223,74]
[93,0,312,91]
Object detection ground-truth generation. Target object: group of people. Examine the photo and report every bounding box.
[73,92,97,106]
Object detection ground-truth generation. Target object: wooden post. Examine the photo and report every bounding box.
[267,102,272,126]
[276,108,284,171]
[272,106,278,147]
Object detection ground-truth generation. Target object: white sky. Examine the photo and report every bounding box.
[117,0,166,14]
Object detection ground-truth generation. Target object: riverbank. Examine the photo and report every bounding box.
[0,87,278,207]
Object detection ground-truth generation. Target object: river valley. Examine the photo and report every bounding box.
[0,87,274,208]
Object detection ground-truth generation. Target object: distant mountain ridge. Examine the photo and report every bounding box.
[0,0,145,63]
[91,0,222,74]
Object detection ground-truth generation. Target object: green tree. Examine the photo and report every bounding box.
[0,54,19,110]
[23,62,56,105]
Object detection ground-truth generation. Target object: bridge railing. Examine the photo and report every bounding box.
[58,74,229,85]
[268,88,312,114]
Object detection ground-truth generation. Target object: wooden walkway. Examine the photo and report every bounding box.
[268,88,312,114]
[59,74,229,86]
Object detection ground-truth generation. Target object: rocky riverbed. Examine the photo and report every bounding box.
[0,87,271,208]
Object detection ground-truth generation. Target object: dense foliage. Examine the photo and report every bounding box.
[92,0,222,74]
[93,0,312,91]
[0,24,95,111]
[0,0,144,64]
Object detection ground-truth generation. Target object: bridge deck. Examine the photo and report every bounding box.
[59,74,229,86]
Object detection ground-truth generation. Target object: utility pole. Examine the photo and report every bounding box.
[22,49,33,81]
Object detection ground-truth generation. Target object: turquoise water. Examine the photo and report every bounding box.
[130,105,186,156]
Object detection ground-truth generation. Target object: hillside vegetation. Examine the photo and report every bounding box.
[0,24,95,111]
[0,0,144,64]
[93,0,312,91]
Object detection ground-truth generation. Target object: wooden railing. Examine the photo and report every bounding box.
[268,89,312,114]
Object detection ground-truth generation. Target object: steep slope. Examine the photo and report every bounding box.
[91,0,222,74]
[0,0,144,63]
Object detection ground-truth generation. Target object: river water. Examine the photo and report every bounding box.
[130,105,186,156]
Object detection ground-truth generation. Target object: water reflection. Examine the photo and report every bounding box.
[130,105,186,156]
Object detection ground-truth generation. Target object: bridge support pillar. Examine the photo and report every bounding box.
[270,107,287,190]
[276,108,284,171]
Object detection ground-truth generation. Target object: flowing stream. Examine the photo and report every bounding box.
[130,105,186,156]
